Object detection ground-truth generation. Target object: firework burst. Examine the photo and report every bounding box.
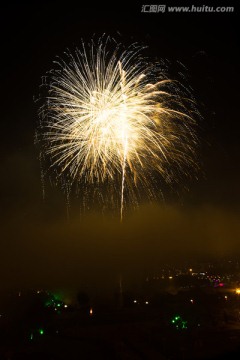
[38,37,198,219]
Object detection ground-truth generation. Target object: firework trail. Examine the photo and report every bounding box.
[38,37,198,219]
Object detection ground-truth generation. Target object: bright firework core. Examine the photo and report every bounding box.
[39,38,198,218]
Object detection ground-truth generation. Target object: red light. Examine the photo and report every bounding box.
[219,283,224,287]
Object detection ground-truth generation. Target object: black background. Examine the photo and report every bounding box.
[0,1,239,290]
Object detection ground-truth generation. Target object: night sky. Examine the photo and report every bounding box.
[0,1,239,293]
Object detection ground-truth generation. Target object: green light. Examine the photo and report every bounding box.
[39,329,44,335]
[30,333,33,340]
[57,303,61,307]
[171,315,188,330]
[182,321,188,329]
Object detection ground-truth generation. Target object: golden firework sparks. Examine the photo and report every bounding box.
[39,37,198,219]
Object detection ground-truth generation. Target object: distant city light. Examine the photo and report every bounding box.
[145,301,149,305]
[190,299,194,304]
[235,288,240,295]
[90,308,93,315]
[172,315,180,323]
[171,315,187,330]
[169,276,173,279]
[189,268,193,272]
[133,300,137,303]
[64,304,68,308]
